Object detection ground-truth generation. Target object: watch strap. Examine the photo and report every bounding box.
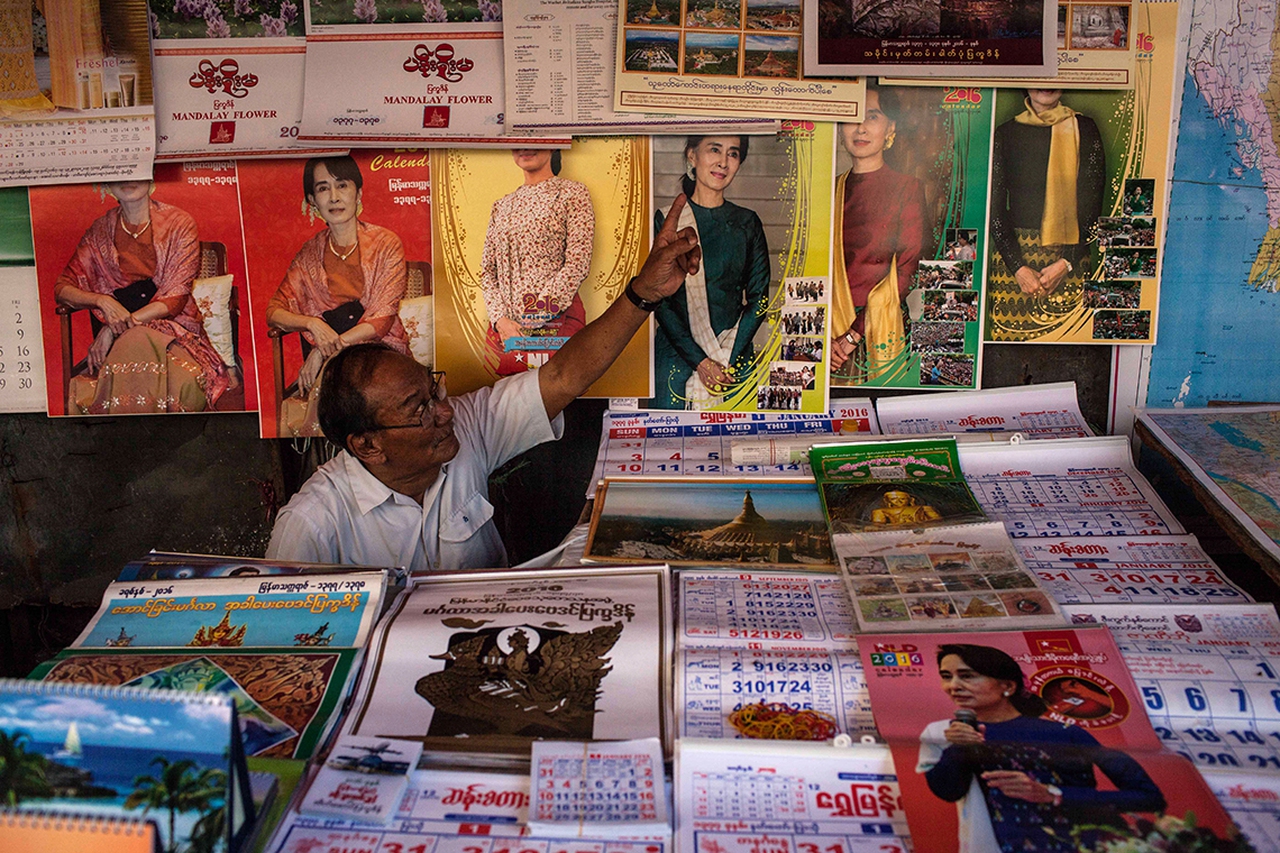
[624,278,662,312]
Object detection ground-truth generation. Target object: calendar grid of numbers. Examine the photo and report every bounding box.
[530,739,665,830]
[1016,535,1253,604]
[0,115,154,187]
[679,573,857,649]
[958,436,1183,537]
[1062,604,1280,774]
[0,267,47,412]
[591,404,876,496]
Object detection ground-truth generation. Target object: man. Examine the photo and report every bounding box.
[265,195,703,572]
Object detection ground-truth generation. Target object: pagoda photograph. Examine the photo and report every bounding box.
[745,0,801,30]
[586,480,833,567]
[743,35,799,77]
[627,0,683,26]
[624,29,682,71]
[681,32,742,75]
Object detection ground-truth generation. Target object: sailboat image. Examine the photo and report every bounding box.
[53,721,82,761]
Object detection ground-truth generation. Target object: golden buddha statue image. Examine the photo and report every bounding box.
[870,490,942,525]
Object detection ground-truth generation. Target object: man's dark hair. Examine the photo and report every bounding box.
[318,342,396,448]
[303,155,364,199]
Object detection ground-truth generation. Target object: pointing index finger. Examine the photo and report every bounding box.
[659,193,688,238]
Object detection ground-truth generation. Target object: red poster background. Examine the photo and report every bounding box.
[862,629,1238,852]
[30,163,255,417]
[237,151,431,438]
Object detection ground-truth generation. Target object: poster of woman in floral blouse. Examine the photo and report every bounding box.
[432,138,652,397]
[480,149,595,377]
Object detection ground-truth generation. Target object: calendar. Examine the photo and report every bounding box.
[0,114,154,187]
[1061,603,1280,773]
[678,647,876,741]
[959,436,1183,537]
[1200,769,1280,852]
[877,381,1092,439]
[0,267,47,413]
[529,739,667,837]
[679,572,858,649]
[268,766,672,853]
[675,739,909,849]
[590,403,877,497]
[1016,534,1253,604]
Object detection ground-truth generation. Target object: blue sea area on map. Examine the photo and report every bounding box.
[1210,420,1264,451]
[1147,70,1280,407]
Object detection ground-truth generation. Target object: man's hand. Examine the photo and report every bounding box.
[631,194,702,302]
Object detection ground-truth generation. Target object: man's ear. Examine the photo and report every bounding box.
[347,432,386,467]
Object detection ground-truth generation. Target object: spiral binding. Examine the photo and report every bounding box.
[1,808,157,834]
[0,676,231,707]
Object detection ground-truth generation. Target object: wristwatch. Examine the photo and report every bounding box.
[624,277,662,312]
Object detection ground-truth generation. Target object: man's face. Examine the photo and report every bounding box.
[362,353,460,478]
[884,491,911,508]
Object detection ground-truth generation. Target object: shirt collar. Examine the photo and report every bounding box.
[343,451,410,515]
[342,451,451,515]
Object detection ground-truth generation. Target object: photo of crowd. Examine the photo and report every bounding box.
[921,290,979,322]
[911,321,966,353]
[756,384,803,409]
[1083,280,1141,309]
[779,305,826,336]
[1092,309,1151,340]
[1095,216,1156,248]
[785,278,826,303]
[919,354,975,386]
[1102,247,1158,279]
[768,361,816,389]
[779,336,823,362]
[915,260,973,290]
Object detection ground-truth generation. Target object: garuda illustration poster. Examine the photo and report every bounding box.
[343,567,672,758]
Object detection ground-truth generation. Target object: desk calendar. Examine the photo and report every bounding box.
[590,403,877,497]
[959,436,1183,537]
[0,113,153,187]
[0,267,46,413]
[1016,534,1253,604]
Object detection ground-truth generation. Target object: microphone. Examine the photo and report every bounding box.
[952,708,980,729]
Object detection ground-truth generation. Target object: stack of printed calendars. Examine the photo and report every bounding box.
[263,564,676,853]
[807,437,1271,852]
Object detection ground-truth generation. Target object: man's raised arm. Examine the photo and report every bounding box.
[537,193,702,420]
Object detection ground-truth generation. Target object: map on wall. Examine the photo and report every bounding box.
[1139,407,1280,562]
[1145,0,1280,407]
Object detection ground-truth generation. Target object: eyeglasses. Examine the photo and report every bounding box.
[370,370,448,431]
